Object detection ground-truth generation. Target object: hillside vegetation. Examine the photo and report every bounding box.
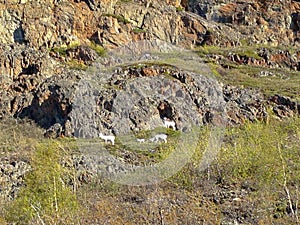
[0,116,299,224]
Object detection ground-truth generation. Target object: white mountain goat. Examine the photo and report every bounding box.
[149,134,168,143]
[99,133,115,145]
[137,138,145,143]
[163,117,176,130]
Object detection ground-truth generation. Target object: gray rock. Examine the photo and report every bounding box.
[223,85,268,125]
[0,159,31,200]
[69,63,226,137]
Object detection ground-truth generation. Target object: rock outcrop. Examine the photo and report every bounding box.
[0,0,299,138]
[189,0,300,47]
[224,85,268,125]
[69,62,226,138]
[6,41,226,138]
[0,158,31,201]
[269,94,300,118]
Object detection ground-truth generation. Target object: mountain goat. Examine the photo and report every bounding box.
[99,133,115,145]
[149,134,168,143]
[137,138,146,143]
[163,117,176,130]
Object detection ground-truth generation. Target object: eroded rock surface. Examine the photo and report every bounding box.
[69,63,225,138]
[0,159,31,201]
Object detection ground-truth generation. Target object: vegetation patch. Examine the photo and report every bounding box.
[4,141,80,225]
[176,6,184,12]
[1,115,299,224]
[195,44,262,60]
[67,59,88,71]
[103,127,183,166]
[197,43,300,100]
[117,0,132,3]
[89,41,106,57]
[212,63,300,100]
[50,41,81,57]
[0,119,42,157]
[102,13,131,24]
[132,27,146,34]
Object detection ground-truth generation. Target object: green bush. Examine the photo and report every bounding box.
[218,117,300,187]
[176,6,184,12]
[50,41,81,57]
[5,141,79,225]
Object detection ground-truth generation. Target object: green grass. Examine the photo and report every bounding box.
[67,59,88,70]
[51,41,106,70]
[117,0,132,3]
[50,41,81,57]
[0,119,42,156]
[0,120,80,224]
[219,117,300,183]
[195,45,262,60]
[196,44,300,100]
[176,6,184,12]
[51,46,68,56]
[79,117,299,224]
[89,41,106,57]
[132,27,146,34]
[216,117,300,222]
[102,13,131,24]
[102,127,184,165]
[213,63,300,100]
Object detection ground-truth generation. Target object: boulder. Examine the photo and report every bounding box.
[269,94,300,118]
[0,159,31,201]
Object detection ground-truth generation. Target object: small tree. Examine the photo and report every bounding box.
[5,141,79,225]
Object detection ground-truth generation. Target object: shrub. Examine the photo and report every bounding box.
[176,6,184,12]
[5,141,80,225]
[218,117,300,186]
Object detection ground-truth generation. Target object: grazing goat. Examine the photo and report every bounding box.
[163,117,176,130]
[149,134,168,143]
[137,138,145,143]
[99,133,115,145]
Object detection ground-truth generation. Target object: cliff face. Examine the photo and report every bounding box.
[1,0,300,49]
[0,0,209,49]
[189,0,300,46]
[0,0,299,137]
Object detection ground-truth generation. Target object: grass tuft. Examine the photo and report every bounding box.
[89,41,106,57]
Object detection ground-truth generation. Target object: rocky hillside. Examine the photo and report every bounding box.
[2,0,300,49]
[0,1,300,224]
[0,0,299,136]
[0,0,299,195]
